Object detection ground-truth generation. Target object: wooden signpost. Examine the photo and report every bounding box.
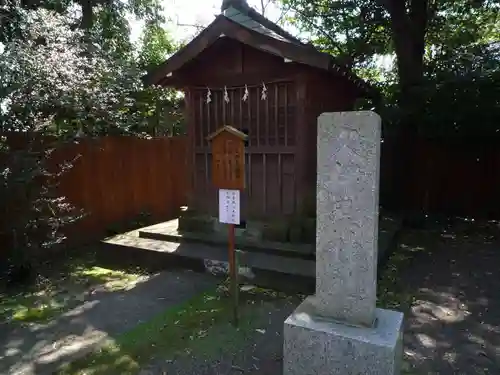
[207,125,247,326]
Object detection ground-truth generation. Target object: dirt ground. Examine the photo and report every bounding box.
[0,269,218,375]
[400,220,500,375]
[140,220,500,375]
[2,220,500,375]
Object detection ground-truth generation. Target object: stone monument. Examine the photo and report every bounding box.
[283,111,403,375]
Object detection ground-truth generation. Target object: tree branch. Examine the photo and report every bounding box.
[275,3,292,25]
[347,6,377,64]
[79,0,94,30]
[288,5,344,55]
[376,0,409,29]
[260,0,271,16]
[176,22,205,30]
[307,0,356,11]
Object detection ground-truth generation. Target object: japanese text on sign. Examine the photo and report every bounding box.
[219,189,240,225]
[211,133,245,190]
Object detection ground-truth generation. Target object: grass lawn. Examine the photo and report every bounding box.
[0,252,148,324]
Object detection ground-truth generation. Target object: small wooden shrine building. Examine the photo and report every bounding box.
[145,0,376,242]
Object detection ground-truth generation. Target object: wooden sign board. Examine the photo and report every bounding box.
[207,126,247,190]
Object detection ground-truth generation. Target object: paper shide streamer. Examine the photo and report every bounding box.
[206,87,212,104]
[203,83,270,104]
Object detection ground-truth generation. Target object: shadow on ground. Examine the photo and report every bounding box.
[3,219,500,375]
[401,219,500,375]
[0,243,218,375]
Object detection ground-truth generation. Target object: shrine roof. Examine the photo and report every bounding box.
[221,1,304,45]
[207,125,248,141]
[143,1,378,99]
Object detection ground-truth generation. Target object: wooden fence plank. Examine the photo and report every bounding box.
[2,134,189,243]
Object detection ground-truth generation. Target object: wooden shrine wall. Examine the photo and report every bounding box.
[188,82,297,220]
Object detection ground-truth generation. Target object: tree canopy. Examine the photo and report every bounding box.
[279,0,500,84]
[278,0,500,136]
[0,0,181,279]
[1,0,182,137]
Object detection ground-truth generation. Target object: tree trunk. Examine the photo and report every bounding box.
[80,0,94,31]
[79,0,94,55]
[385,0,429,213]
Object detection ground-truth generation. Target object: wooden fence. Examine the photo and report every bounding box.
[61,136,188,239]
[3,135,188,243]
[381,136,500,219]
[4,131,500,250]
[55,136,500,231]
[64,136,500,223]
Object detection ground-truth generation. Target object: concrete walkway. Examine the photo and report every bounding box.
[0,270,217,375]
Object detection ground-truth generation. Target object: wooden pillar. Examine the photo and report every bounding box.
[184,88,196,209]
[295,75,308,216]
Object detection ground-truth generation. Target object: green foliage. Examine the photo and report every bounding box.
[279,0,500,136]
[0,0,165,49]
[280,0,391,69]
[0,134,83,285]
[0,8,179,137]
[138,22,176,70]
[378,41,500,136]
[280,0,500,77]
[418,72,500,137]
[137,21,185,136]
[0,5,183,283]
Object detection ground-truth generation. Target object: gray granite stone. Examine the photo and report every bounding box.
[283,111,403,375]
[314,111,381,327]
[284,296,403,375]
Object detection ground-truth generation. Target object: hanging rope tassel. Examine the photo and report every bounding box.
[224,86,230,103]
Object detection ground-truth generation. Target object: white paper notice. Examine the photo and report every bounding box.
[219,189,240,225]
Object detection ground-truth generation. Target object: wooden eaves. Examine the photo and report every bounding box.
[143,14,379,99]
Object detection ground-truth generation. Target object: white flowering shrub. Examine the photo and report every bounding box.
[0,8,175,136]
[0,8,178,284]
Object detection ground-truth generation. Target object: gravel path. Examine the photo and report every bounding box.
[0,270,217,375]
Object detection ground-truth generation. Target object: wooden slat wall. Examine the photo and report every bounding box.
[382,136,500,219]
[191,82,297,220]
[4,135,188,242]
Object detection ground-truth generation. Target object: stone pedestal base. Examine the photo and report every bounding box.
[283,296,404,375]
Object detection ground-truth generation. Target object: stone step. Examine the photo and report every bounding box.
[103,233,316,278]
[137,214,402,263]
[102,213,402,283]
[138,219,315,259]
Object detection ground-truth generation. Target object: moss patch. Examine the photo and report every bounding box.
[58,291,226,375]
[70,266,143,292]
[0,258,147,324]
[58,284,298,375]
